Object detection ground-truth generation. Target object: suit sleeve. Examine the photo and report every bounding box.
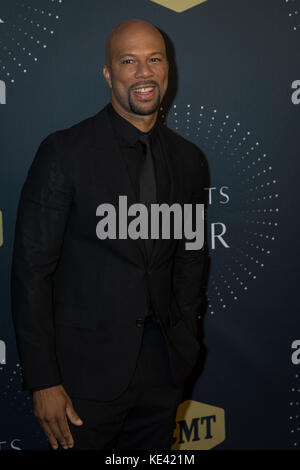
[172,149,207,338]
[10,135,73,391]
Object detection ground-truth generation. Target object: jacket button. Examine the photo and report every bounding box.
[136,319,144,327]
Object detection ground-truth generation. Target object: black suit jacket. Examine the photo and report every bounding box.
[11,104,206,401]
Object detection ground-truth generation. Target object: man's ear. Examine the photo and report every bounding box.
[103,64,112,89]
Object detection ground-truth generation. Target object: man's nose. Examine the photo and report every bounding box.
[135,61,154,78]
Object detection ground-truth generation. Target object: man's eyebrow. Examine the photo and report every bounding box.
[118,51,165,60]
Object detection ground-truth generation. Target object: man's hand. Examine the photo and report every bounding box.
[33,385,83,450]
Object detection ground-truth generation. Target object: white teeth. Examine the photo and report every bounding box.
[133,87,154,93]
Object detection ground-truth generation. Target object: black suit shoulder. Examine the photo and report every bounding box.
[27,107,107,186]
[38,107,106,152]
[161,122,206,172]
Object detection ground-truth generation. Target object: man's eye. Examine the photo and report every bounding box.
[150,57,161,62]
[122,59,134,64]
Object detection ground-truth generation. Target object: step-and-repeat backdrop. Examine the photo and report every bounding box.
[0,0,299,450]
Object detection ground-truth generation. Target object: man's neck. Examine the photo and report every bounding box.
[110,101,158,133]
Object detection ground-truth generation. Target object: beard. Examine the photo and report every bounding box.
[127,88,161,116]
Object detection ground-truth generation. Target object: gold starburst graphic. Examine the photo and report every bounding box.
[149,0,207,13]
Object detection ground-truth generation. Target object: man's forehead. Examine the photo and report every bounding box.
[111,34,165,58]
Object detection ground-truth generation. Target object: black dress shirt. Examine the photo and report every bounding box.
[107,103,171,319]
[106,102,170,205]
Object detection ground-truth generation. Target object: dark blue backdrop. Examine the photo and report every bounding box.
[1,0,299,450]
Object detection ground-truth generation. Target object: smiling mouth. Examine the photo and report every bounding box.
[131,86,157,99]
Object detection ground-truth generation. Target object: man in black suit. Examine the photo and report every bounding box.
[11,18,206,450]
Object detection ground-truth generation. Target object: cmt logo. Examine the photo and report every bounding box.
[0,80,6,105]
[172,400,225,450]
[291,80,300,105]
[0,340,6,365]
[150,0,207,13]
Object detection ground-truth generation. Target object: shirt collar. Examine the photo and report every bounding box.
[107,102,160,147]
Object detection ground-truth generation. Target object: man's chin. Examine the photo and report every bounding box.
[129,97,161,116]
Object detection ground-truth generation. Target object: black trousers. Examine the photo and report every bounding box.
[64,314,184,450]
